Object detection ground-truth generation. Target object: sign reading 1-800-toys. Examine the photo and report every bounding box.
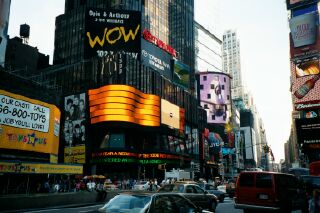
[0,94,50,132]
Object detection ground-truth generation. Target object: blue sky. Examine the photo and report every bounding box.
[8,0,292,162]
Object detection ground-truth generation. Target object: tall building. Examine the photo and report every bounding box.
[222,30,244,101]
[287,0,320,165]
[31,0,207,180]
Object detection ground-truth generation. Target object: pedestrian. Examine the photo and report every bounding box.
[309,189,320,213]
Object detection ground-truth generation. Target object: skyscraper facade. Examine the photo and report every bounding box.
[222,30,244,101]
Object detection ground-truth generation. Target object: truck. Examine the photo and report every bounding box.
[165,168,191,181]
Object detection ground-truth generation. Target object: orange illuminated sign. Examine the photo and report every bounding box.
[88,85,160,126]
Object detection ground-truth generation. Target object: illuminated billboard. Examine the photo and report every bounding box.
[89,85,160,126]
[84,8,141,59]
[199,72,232,124]
[91,151,191,164]
[289,13,317,48]
[173,60,190,89]
[141,39,172,79]
[0,0,10,67]
[0,90,61,154]
[286,0,318,10]
[161,99,180,129]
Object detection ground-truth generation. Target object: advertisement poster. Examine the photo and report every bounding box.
[141,39,172,79]
[289,13,317,48]
[173,60,190,89]
[291,61,320,110]
[0,90,60,154]
[84,8,141,59]
[161,99,180,129]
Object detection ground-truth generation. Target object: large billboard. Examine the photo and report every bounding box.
[289,13,317,48]
[84,8,141,59]
[0,90,60,154]
[199,72,232,124]
[63,93,86,164]
[0,0,10,67]
[286,0,318,10]
[89,85,160,126]
[295,118,320,147]
[141,39,172,79]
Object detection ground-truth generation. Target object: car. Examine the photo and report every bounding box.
[196,182,226,203]
[103,181,118,190]
[157,182,218,211]
[299,175,320,198]
[234,171,308,213]
[133,180,150,191]
[98,191,214,213]
[225,179,236,198]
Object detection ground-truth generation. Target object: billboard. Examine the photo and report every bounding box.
[290,28,320,60]
[292,3,318,17]
[0,90,60,154]
[0,0,10,67]
[295,118,320,146]
[84,8,141,59]
[286,0,318,10]
[89,84,160,126]
[63,93,86,145]
[173,60,190,89]
[291,60,320,110]
[199,72,232,124]
[161,99,180,129]
[289,13,317,48]
[208,132,222,154]
[141,39,172,79]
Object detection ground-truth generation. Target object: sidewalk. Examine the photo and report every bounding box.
[0,190,118,212]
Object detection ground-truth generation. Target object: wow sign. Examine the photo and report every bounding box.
[84,8,141,59]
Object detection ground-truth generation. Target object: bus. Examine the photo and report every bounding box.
[288,167,309,177]
[309,161,320,176]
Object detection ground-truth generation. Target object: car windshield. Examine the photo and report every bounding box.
[158,184,184,193]
[102,194,151,213]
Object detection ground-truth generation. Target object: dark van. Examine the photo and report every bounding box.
[234,171,308,213]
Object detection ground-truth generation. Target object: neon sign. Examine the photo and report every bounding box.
[143,30,177,57]
[92,151,191,163]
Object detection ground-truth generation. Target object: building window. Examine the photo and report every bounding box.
[212,114,215,120]
[200,85,204,90]
[210,84,215,89]
[207,94,211,99]
[224,77,226,82]
[222,85,225,90]
[203,76,207,81]
[204,104,208,109]
[227,95,230,100]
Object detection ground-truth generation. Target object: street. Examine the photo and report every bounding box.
[22,197,242,213]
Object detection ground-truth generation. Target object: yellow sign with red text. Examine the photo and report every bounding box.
[0,90,61,154]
